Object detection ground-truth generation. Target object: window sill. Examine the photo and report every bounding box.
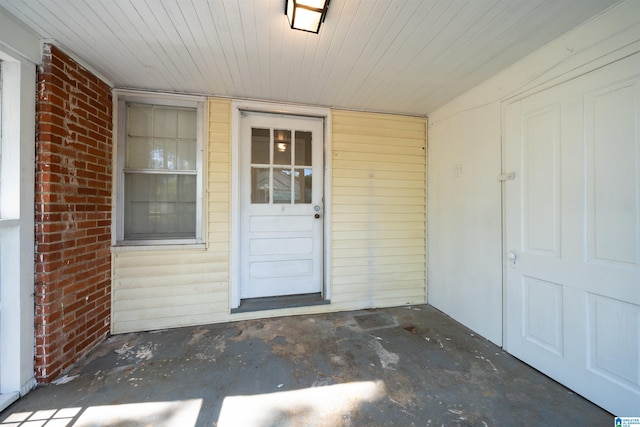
[111,243,206,253]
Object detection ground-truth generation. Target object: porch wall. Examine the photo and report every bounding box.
[427,0,640,346]
[329,110,427,309]
[112,101,427,334]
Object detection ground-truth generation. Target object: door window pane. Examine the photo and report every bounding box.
[294,168,312,203]
[273,129,292,165]
[295,131,312,166]
[249,126,314,205]
[251,167,270,203]
[251,128,270,164]
[273,168,292,204]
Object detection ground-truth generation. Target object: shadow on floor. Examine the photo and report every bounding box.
[0,305,612,426]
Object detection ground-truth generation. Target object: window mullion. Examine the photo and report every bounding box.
[123,169,197,175]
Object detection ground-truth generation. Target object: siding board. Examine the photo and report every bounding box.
[114,270,229,288]
[332,254,426,267]
[334,178,425,189]
[332,203,424,214]
[332,124,424,140]
[115,313,228,334]
[332,222,426,233]
[113,303,225,322]
[334,151,425,165]
[333,168,425,181]
[332,195,425,206]
[332,270,425,286]
[116,294,219,311]
[333,160,425,173]
[333,213,425,223]
[333,247,426,259]
[333,139,426,153]
[114,259,224,277]
[115,283,223,299]
[332,238,425,250]
[338,283,427,297]
[333,262,426,277]
[113,251,224,267]
[332,186,425,197]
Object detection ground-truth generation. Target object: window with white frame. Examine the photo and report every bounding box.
[116,93,204,245]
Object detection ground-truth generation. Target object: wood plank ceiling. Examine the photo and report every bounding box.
[0,0,621,116]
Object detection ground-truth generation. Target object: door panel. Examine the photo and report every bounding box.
[523,104,561,256]
[588,82,638,266]
[523,277,564,356]
[589,295,639,390]
[504,53,640,415]
[240,112,324,299]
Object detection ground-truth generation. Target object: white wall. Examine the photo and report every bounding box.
[428,103,502,345]
[0,7,39,406]
[427,0,640,346]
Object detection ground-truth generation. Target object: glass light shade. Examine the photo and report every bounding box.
[286,0,328,34]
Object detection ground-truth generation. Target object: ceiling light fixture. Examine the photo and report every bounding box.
[285,0,330,34]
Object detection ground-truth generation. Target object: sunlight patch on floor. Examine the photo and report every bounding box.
[1,399,202,427]
[218,381,386,427]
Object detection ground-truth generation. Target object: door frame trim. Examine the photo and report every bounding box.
[230,100,332,310]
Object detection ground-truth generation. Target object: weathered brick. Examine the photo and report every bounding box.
[35,43,113,384]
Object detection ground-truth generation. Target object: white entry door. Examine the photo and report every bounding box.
[504,54,640,415]
[239,112,324,299]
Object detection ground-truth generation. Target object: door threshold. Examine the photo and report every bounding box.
[231,293,329,314]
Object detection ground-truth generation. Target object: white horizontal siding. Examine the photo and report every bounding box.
[112,103,427,333]
[330,110,427,309]
[112,98,232,333]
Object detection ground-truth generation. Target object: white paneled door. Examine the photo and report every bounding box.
[504,54,640,415]
[240,112,324,299]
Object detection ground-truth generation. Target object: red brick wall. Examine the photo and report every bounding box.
[35,44,113,382]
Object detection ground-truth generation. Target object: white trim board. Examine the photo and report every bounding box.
[0,30,37,397]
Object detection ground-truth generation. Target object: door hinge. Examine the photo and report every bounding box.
[498,172,515,181]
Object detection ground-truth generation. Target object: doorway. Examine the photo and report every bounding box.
[238,111,325,301]
[503,52,640,415]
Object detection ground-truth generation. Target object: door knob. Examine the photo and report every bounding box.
[507,252,517,260]
[314,213,320,219]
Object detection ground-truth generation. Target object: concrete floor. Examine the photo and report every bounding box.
[0,305,612,427]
